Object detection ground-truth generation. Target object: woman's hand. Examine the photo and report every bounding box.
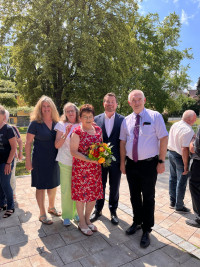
[25,160,33,171]
[4,164,12,175]
[65,124,73,136]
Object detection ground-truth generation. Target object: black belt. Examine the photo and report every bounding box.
[127,155,158,162]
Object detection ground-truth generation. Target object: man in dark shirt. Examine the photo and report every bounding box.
[186,127,200,228]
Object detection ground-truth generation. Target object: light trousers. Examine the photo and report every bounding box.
[59,162,77,220]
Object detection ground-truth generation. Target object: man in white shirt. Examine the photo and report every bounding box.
[168,110,196,213]
[91,93,124,224]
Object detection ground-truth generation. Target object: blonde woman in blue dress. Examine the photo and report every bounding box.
[55,102,80,226]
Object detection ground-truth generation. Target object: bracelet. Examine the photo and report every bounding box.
[61,135,66,140]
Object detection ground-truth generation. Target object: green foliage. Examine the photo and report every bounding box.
[135,13,192,113]
[0,1,192,114]
[0,79,18,107]
[169,94,199,116]
[0,46,16,80]
[0,0,140,114]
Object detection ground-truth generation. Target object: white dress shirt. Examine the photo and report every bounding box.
[105,112,115,137]
[120,108,168,160]
[168,120,194,156]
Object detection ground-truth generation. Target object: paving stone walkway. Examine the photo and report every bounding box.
[0,159,200,266]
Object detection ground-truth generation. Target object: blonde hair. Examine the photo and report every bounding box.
[60,102,79,123]
[30,95,59,123]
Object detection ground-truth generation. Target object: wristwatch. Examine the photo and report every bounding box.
[158,159,165,164]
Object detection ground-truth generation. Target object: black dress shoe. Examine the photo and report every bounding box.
[140,231,150,248]
[111,213,119,225]
[126,222,141,235]
[186,219,200,228]
[90,210,102,222]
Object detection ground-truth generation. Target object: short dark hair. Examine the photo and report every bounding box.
[103,92,117,103]
[80,104,95,117]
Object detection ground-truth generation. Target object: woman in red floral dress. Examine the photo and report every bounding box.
[70,104,103,236]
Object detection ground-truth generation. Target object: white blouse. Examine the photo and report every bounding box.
[54,121,80,166]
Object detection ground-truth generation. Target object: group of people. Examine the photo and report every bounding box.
[1,89,200,249]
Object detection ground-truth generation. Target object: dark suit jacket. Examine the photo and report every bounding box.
[94,113,124,164]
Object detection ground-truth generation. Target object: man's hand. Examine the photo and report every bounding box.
[182,166,189,175]
[157,162,165,174]
[120,162,126,174]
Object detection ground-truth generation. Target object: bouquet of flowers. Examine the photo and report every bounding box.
[88,142,116,167]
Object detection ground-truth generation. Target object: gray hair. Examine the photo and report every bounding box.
[128,90,145,102]
[4,109,10,122]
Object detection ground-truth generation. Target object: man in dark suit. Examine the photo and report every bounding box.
[91,92,124,224]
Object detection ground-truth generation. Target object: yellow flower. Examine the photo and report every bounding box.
[99,147,105,152]
[89,150,93,155]
[90,144,96,149]
[103,143,108,147]
[98,157,105,164]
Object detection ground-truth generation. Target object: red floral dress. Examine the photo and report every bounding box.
[71,125,104,202]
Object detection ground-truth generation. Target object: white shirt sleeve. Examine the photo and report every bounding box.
[54,122,65,133]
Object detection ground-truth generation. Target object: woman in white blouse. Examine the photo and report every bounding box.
[55,102,80,226]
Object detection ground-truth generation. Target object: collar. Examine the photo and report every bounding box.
[133,108,145,118]
[104,112,115,120]
[181,120,192,129]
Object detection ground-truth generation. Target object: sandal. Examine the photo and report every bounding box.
[48,207,61,216]
[88,224,98,232]
[0,205,7,212]
[39,215,53,225]
[3,209,15,218]
[78,225,93,236]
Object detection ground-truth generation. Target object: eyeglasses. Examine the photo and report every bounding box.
[66,110,75,114]
[81,115,93,120]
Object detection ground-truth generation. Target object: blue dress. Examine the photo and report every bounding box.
[27,121,60,189]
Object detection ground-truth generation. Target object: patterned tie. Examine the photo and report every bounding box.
[132,114,140,162]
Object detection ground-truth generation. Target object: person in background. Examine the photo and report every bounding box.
[70,104,103,236]
[91,93,124,225]
[0,105,17,218]
[120,90,168,248]
[186,128,200,228]
[168,110,196,213]
[55,102,80,226]
[4,109,23,201]
[25,95,60,225]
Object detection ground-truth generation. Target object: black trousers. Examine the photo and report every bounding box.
[189,159,200,218]
[126,156,158,232]
[95,162,121,213]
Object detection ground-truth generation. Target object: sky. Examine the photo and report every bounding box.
[138,0,200,90]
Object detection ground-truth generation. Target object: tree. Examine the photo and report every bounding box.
[0,46,16,80]
[169,94,199,116]
[0,1,192,114]
[133,13,192,113]
[0,79,18,107]
[0,0,140,113]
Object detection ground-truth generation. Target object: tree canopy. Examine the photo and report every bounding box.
[0,0,192,114]
[0,79,18,107]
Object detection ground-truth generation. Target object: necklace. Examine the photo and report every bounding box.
[81,125,95,135]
